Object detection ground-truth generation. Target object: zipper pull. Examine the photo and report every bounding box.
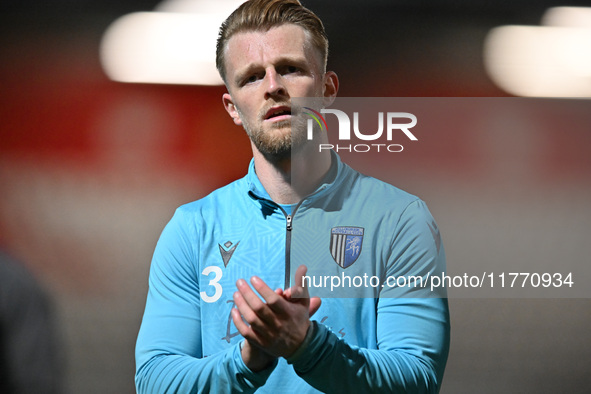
[286,215,292,231]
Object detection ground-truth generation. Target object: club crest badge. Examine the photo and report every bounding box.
[330,227,364,268]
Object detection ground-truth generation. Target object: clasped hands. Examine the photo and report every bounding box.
[232,265,321,371]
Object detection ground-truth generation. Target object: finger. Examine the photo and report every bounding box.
[294,265,308,288]
[233,291,277,344]
[233,290,261,328]
[309,297,322,317]
[250,276,286,313]
[231,307,265,345]
[283,287,292,300]
[236,278,264,308]
[291,265,310,299]
[236,278,276,323]
[231,306,251,337]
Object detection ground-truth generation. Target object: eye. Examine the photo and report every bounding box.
[277,64,301,76]
[285,65,299,74]
[244,75,258,85]
[241,72,263,86]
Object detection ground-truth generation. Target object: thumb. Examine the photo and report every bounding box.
[309,296,322,317]
[292,264,310,299]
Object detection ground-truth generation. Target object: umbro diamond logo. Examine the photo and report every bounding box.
[218,241,240,267]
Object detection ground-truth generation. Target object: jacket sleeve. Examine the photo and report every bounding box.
[287,200,451,393]
[135,209,277,394]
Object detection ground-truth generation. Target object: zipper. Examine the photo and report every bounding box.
[286,215,292,231]
[249,185,328,289]
[281,185,329,288]
[281,199,306,288]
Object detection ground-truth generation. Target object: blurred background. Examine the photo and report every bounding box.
[1,0,590,393]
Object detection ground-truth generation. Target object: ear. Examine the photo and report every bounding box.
[222,92,243,126]
[322,71,339,107]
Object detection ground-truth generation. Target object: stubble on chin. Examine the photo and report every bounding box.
[244,120,308,160]
[249,121,291,157]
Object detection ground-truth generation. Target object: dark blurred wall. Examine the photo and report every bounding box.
[0,2,590,393]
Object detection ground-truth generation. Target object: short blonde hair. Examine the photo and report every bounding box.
[216,0,329,82]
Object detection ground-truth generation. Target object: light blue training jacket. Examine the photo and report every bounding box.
[135,152,450,393]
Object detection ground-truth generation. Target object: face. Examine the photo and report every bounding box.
[222,24,337,158]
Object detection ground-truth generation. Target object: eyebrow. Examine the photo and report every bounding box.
[233,55,311,85]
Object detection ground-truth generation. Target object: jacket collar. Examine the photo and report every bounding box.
[246,150,345,205]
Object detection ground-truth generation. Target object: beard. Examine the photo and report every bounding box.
[238,106,308,160]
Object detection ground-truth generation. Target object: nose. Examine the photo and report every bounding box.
[264,68,287,99]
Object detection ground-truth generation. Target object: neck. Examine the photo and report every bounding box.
[252,143,331,205]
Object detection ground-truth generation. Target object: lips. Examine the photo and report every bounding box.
[264,106,291,120]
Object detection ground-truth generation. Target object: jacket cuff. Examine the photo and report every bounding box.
[286,321,333,373]
[234,342,278,388]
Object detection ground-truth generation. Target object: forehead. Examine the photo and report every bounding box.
[224,24,320,74]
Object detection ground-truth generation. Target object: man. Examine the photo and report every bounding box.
[0,250,63,394]
[135,1,450,393]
